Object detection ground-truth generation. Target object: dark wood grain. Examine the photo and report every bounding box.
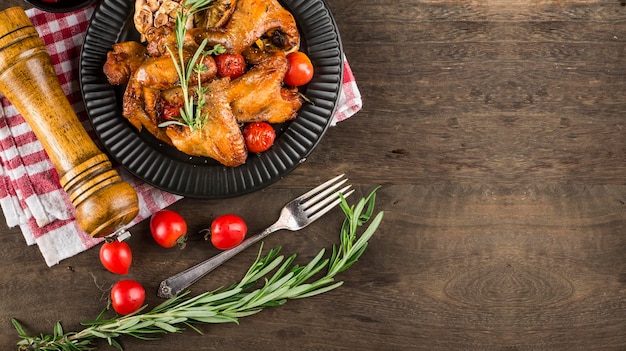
[1,0,626,350]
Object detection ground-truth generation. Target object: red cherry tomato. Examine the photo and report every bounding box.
[208,214,247,250]
[243,122,276,153]
[99,240,132,275]
[215,53,246,79]
[284,51,314,87]
[150,210,188,248]
[161,101,182,121]
[110,280,145,315]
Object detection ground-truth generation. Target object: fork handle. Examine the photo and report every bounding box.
[157,225,279,298]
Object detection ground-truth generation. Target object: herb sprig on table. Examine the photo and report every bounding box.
[13,187,384,351]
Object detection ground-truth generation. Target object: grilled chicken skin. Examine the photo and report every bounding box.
[192,0,300,54]
[119,49,217,144]
[228,51,302,124]
[165,79,247,167]
[103,42,147,85]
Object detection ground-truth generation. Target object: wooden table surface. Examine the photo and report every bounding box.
[1,0,626,350]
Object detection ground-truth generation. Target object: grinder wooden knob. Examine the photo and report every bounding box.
[0,7,139,237]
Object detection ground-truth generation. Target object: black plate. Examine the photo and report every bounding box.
[80,0,343,198]
[24,0,97,13]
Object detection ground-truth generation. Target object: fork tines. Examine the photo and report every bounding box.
[300,174,354,219]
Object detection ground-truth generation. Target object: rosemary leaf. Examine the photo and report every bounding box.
[181,287,243,306]
[191,315,238,324]
[88,330,110,339]
[173,310,216,318]
[12,318,27,337]
[290,250,329,285]
[153,321,180,333]
[240,253,285,284]
[168,317,189,324]
[106,338,122,350]
[266,254,297,286]
[294,281,345,299]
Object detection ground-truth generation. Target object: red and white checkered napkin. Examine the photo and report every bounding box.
[0,5,362,267]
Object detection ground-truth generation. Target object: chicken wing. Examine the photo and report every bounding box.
[228,51,302,124]
[103,41,147,85]
[119,47,218,144]
[193,0,300,54]
[165,79,247,167]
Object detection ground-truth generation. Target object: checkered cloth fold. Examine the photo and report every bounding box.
[0,5,362,266]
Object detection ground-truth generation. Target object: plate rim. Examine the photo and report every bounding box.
[25,0,97,13]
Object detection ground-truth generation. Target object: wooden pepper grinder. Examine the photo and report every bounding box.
[0,7,139,237]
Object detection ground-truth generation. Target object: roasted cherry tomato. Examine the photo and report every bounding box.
[111,280,145,315]
[99,240,132,275]
[207,214,247,250]
[243,122,276,153]
[150,209,188,248]
[215,53,246,79]
[284,51,314,87]
[161,101,182,121]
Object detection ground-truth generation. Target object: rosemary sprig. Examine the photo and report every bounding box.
[160,0,225,130]
[13,187,384,351]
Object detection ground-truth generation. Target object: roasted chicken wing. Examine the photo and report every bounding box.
[120,48,217,143]
[228,51,302,124]
[193,0,300,54]
[166,79,247,167]
[103,42,147,85]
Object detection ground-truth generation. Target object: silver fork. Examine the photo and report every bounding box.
[157,174,354,298]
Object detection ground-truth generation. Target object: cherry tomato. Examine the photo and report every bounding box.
[215,53,246,79]
[208,214,247,250]
[161,101,182,121]
[99,240,132,275]
[243,122,276,153]
[284,51,314,87]
[110,280,145,315]
[150,209,188,248]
